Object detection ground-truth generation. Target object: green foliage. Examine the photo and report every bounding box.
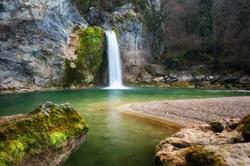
[185,146,226,166]
[63,26,105,87]
[78,26,105,73]
[49,132,68,149]
[0,104,88,165]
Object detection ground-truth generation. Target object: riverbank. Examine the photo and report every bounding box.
[117,96,250,126]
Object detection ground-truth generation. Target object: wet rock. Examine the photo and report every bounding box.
[87,7,106,26]
[153,77,165,83]
[0,102,88,166]
[139,71,153,83]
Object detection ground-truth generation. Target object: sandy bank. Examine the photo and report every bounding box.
[117,97,250,126]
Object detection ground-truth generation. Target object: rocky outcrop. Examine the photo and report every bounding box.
[0,0,88,91]
[85,4,152,69]
[155,114,250,166]
[0,102,88,166]
[126,63,250,88]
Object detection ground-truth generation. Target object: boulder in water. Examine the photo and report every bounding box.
[0,102,88,166]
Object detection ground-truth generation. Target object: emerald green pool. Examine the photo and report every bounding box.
[0,88,249,166]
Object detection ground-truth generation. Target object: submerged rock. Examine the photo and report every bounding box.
[155,114,250,166]
[0,102,88,166]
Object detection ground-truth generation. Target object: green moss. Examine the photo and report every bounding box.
[0,152,11,166]
[63,26,105,87]
[0,103,88,165]
[78,26,105,73]
[9,140,25,159]
[49,132,68,149]
[185,146,226,166]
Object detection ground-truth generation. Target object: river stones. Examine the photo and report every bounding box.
[155,114,250,166]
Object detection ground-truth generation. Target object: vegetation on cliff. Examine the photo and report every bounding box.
[64,26,105,87]
[0,102,88,165]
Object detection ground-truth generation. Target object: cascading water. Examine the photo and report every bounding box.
[105,31,127,89]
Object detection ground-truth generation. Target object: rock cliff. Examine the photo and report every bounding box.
[0,0,88,91]
[1,0,249,90]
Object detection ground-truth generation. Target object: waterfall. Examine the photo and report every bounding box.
[105,31,126,89]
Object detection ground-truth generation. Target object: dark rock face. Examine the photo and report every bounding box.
[0,102,88,166]
[0,0,88,91]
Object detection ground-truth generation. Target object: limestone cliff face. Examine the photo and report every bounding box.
[109,4,152,67]
[0,0,88,91]
[85,4,153,84]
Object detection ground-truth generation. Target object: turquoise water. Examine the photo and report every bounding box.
[0,88,249,166]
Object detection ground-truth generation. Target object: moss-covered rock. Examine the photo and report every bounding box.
[0,102,88,166]
[185,146,225,166]
[63,26,105,87]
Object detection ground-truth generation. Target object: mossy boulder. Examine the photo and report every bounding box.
[0,102,88,166]
[64,26,105,87]
[185,146,225,166]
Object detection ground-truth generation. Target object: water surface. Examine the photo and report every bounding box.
[0,88,249,166]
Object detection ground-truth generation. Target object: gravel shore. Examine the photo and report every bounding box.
[124,97,250,126]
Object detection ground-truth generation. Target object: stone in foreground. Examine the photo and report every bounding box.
[0,102,88,166]
[155,115,250,166]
